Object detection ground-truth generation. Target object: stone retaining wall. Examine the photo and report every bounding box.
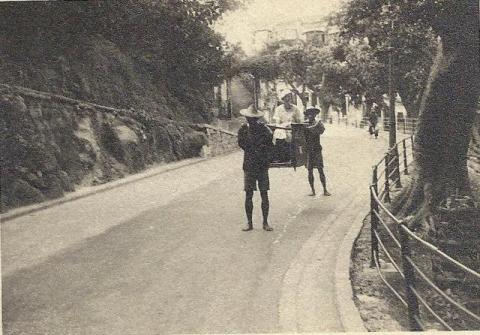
[193,124,238,157]
[0,84,209,211]
[0,83,241,211]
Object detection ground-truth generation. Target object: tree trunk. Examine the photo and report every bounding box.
[397,87,420,118]
[320,100,330,122]
[394,2,480,230]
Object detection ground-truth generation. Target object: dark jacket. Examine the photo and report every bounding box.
[238,122,273,172]
[368,113,378,126]
[305,121,325,154]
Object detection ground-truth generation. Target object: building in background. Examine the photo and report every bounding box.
[251,17,339,115]
[214,17,341,120]
[252,17,339,52]
[252,29,274,54]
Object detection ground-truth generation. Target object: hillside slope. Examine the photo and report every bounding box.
[0,1,227,211]
[0,34,206,122]
[0,84,207,211]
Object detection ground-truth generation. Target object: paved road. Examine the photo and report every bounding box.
[2,125,389,334]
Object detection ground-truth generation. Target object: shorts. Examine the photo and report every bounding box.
[306,150,324,170]
[244,169,270,192]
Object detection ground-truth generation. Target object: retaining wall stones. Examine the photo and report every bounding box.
[193,124,238,157]
[0,84,209,211]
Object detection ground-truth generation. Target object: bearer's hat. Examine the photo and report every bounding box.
[304,105,320,115]
[240,105,264,118]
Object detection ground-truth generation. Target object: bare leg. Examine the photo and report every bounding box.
[318,168,331,196]
[243,190,254,231]
[308,169,316,196]
[260,191,272,231]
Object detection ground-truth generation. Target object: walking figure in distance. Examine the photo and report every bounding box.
[368,110,379,139]
[304,107,331,197]
[238,106,274,231]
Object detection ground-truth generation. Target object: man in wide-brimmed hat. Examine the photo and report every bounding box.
[304,106,331,197]
[237,105,274,231]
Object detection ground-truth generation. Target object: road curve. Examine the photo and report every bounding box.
[2,124,389,334]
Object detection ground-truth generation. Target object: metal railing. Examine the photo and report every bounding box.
[356,116,419,134]
[338,115,418,135]
[369,136,480,331]
[342,113,478,172]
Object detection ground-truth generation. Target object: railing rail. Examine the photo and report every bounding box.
[368,135,480,331]
[344,112,478,170]
[193,123,237,137]
[343,115,419,135]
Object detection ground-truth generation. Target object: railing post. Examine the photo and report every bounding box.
[399,224,422,331]
[403,139,409,175]
[370,166,380,268]
[410,135,415,159]
[372,165,379,195]
[384,152,391,203]
[393,145,402,188]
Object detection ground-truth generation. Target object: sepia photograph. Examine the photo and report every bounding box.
[0,0,479,334]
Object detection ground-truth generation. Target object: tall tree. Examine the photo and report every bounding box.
[338,0,436,117]
[240,32,391,121]
[240,40,347,116]
[309,40,388,115]
[389,0,480,228]
[0,0,244,119]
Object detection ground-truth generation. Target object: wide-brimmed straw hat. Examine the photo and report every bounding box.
[240,105,264,118]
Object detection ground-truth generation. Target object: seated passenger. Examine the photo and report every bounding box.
[272,91,303,162]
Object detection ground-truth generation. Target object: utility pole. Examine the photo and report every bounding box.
[387,0,401,188]
[226,78,232,119]
[388,0,396,149]
[252,75,257,110]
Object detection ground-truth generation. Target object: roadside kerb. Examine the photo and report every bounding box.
[0,157,210,222]
[334,209,369,332]
[330,121,392,332]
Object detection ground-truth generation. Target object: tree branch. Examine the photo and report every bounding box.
[284,77,307,105]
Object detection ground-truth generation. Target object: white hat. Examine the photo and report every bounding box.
[279,90,292,101]
[240,105,264,118]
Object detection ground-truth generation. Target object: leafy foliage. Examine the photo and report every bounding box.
[337,0,438,116]
[0,0,242,119]
[239,36,382,112]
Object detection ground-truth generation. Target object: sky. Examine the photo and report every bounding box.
[214,0,346,54]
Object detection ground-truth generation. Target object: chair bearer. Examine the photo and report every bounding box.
[304,106,331,197]
[237,105,274,232]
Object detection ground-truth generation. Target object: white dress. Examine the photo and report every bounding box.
[272,104,303,142]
